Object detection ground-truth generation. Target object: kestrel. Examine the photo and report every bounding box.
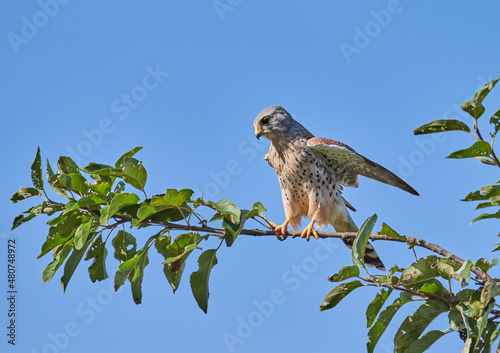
[254,105,419,270]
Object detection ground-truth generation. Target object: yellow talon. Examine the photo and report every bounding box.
[269,219,290,241]
[300,221,319,241]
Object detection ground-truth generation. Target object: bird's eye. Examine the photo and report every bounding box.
[261,116,271,126]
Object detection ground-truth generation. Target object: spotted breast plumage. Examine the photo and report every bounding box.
[253,105,419,270]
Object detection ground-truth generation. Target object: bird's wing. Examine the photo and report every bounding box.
[307,137,419,196]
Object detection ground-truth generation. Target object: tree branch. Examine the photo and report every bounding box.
[107,213,489,281]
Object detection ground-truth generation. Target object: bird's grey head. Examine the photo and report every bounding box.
[253,105,309,141]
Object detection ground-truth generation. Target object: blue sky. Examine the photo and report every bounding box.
[1,1,500,352]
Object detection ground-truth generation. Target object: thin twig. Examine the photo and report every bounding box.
[361,276,459,305]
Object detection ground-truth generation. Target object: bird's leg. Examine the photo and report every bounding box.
[268,219,291,241]
[300,219,319,242]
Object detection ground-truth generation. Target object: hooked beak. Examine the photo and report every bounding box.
[255,127,262,140]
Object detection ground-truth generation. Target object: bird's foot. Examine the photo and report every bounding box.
[300,221,319,242]
[269,220,290,241]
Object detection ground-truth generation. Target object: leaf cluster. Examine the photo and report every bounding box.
[318,76,500,352]
[10,147,268,311]
[320,215,500,353]
[414,76,500,225]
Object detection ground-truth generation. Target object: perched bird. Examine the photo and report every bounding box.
[253,105,419,270]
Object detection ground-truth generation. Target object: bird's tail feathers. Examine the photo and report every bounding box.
[332,210,386,271]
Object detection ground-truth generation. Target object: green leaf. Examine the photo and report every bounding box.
[11,213,37,230]
[163,189,194,206]
[90,182,111,196]
[120,157,147,191]
[155,234,179,290]
[74,220,92,250]
[434,257,463,283]
[52,211,84,238]
[404,330,446,353]
[458,301,495,350]
[155,232,204,293]
[475,199,500,209]
[31,147,43,190]
[136,203,157,221]
[81,162,115,174]
[114,250,142,290]
[461,101,485,119]
[222,213,248,247]
[471,210,500,224]
[58,173,89,197]
[190,249,218,313]
[367,292,414,353]
[352,214,377,270]
[462,185,500,202]
[328,265,360,282]
[476,321,500,352]
[245,202,267,219]
[114,181,126,193]
[414,119,470,135]
[394,301,449,352]
[475,258,498,273]
[130,253,148,305]
[448,309,465,331]
[130,245,150,305]
[472,77,499,106]
[378,222,406,241]
[102,193,140,224]
[417,280,450,299]
[319,281,364,311]
[46,159,69,197]
[112,230,137,262]
[113,237,151,304]
[401,256,462,285]
[11,203,47,230]
[447,141,491,159]
[39,230,70,259]
[41,203,64,216]
[68,195,106,212]
[115,146,143,168]
[60,240,92,292]
[475,157,497,166]
[162,241,200,264]
[57,156,80,174]
[10,186,42,203]
[137,205,188,225]
[366,288,392,328]
[456,259,473,284]
[136,196,192,225]
[252,201,266,216]
[208,199,241,223]
[481,280,500,305]
[85,236,108,282]
[42,241,73,283]
[373,264,400,286]
[490,109,500,132]
[454,288,479,304]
